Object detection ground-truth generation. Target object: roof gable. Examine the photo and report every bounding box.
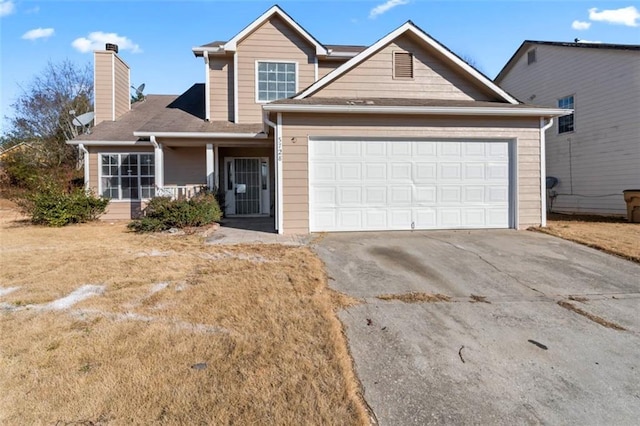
[495,40,640,83]
[224,5,327,56]
[296,21,518,104]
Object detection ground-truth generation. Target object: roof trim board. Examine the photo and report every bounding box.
[132,131,268,139]
[263,103,571,117]
[295,21,520,104]
[223,5,327,56]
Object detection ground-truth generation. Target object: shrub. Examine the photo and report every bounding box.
[26,184,108,227]
[128,191,222,233]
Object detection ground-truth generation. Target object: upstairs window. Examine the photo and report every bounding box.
[256,61,297,102]
[393,51,414,79]
[558,95,575,133]
[527,49,536,65]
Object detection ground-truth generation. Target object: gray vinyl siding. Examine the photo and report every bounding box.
[498,45,640,215]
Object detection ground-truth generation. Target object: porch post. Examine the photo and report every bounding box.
[214,145,220,189]
[206,143,214,190]
[151,136,164,189]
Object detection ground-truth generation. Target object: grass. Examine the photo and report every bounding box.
[534,213,640,263]
[0,201,369,425]
[377,292,451,303]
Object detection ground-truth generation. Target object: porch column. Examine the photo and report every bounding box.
[151,136,164,189]
[214,145,220,189]
[206,143,215,190]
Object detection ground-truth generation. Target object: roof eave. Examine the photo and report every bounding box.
[263,104,572,117]
[132,131,268,139]
[66,140,150,146]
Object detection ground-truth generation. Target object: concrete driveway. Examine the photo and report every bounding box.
[313,230,640,425]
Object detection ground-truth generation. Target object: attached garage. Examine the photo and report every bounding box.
[309,138,513,232]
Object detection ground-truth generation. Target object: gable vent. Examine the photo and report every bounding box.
[393,51,414,79]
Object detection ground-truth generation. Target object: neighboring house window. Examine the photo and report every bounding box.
[527,49,536,65]
[256,61,297,102]
[393,51,414,79]
[557,95,575,133]
[100,153,155,200]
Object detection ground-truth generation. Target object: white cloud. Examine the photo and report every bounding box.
[71,31,142,54]
[571,20,591,30]
[369,0,409,19]
[0,1,15,17]
[22,27,55,41]
[588,6,640,27]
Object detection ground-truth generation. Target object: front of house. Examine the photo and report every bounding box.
[69,5,567,234]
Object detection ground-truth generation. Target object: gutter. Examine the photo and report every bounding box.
[66,140,151,146]
[540,118,554,227]
[132,131,268,139]
[262,104,573,117]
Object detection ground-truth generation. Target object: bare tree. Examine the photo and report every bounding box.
[7,60,93,167]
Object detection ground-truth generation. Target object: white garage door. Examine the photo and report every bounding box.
[309,139,512,232]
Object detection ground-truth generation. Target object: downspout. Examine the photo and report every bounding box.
[263,111,280,233]
[540,118,554,227]
[78,144,90,191]
[204,52,211,121]
[150,136,164,190]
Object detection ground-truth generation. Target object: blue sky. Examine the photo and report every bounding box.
[1,0,639,133]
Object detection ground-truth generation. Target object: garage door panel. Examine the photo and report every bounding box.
[309,139,511,232]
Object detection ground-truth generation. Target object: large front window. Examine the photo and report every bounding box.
[256,61,297,102]
[558,95,574,134]
[100,153,155,200]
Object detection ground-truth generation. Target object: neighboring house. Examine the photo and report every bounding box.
[68,5,566,234]
[495,41,640,216]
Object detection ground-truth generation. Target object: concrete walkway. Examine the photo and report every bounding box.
[205,217,309,245]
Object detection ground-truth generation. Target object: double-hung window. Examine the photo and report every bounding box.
[100,153,155,200]
[558,95,575,134]
[256,61,297,102]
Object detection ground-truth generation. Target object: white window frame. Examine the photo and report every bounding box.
[557,94,575,134]
[255,60,298,104]
[98,153,155,201]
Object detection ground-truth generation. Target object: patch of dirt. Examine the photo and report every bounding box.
[557,300,626,331]
[470,294,490,304]
[377,292,451,303]
[533,214,640,263]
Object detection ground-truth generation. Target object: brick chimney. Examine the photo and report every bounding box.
[94,44,131,125]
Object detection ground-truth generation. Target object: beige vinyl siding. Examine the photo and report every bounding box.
[113,55,130,120]
[94,51,130,125]
[498,46,640,215]
[164,147,207,187]
[94,52,114,125]
[236,16,317,123]
[279,113,541,234]
[210,56,234,121]
[312,34,496,101]
[317,60,342,79]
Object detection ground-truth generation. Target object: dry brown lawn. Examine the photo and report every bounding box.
[535,213,640,263]
[0,202,369,425]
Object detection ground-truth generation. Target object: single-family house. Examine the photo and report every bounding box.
[495,40,640,216]
[68,5,567,234]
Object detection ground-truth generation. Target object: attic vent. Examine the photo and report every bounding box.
[527,49,536,65]
[393,51,414,79]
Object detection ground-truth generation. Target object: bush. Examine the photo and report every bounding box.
[25,184,109,226]
[128,191,222,233]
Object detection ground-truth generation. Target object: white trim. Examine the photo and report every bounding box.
[276,113,283,234]
[79,144,90,190]
[214,145,220,189]
[224,5,328,56]
[540,118,554,227]
[66,140,150,146]
[512,139,519,230]
[127,63,131,112]
[111,53,116,121]
[233,52,239,123]
[98,152,156,201]
[192,46,224,56]
[263,103,572,117]
[150,136,164,189]
[314,56,318,82]
[132,131,267,139]
[295,21,519,104]
[93,52,97,123]
[204,52,211,121]
[254,60,299,104]
[206,143,214,190]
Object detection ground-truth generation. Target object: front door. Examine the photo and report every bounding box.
[224,157,270,216]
